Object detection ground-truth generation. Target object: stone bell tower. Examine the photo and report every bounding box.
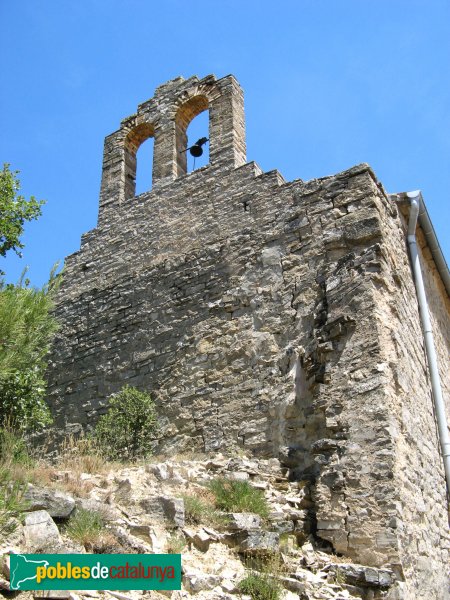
[48,74,450,599]
[98,75,246,223]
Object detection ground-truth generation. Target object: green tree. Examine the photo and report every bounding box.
[0,163,45,275]
[0,269,59,431]
[95,386,158,460]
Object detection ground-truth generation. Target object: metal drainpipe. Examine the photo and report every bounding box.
[406,190,450,496]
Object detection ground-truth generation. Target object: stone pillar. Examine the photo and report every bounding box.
[152,120,178,183]
[208,75,246,171]
[98,120,155,224]
[98,129,128,221]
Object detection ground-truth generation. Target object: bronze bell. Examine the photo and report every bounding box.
[189,143,204,157]
[188,137,208,157]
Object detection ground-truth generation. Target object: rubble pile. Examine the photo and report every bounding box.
[1,454,396,600]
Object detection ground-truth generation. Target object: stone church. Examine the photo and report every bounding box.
[47,75,450,599]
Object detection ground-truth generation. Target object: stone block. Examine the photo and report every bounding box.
[183,572,221,593]
[141,496,185,528]
[226,513,262,531]
[333,564,394,589]
[226,530,279,554]
[24,511,62,552]
[182,527,214,552]
[24,486,75,518]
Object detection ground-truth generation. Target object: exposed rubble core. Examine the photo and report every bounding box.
[45,75,450,599]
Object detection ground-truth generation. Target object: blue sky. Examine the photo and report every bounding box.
[1,0,449,287]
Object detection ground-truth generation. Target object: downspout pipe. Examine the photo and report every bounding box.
[406,190,450,496]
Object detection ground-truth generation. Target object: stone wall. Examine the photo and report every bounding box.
[47,75,450,598]
[371,197,450,599]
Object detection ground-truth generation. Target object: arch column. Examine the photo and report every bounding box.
[208,75,246,170]
[98,129,128,224]
[152,75,247,184]
[98,121,154,224]
[152,119,178,184]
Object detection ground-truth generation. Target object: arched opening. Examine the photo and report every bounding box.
[185,110,209,173]
[135,136,154,195]
[124,122,154,199]
[175,95,209,178]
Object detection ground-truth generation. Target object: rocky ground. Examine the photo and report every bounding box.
[1,453,396,600]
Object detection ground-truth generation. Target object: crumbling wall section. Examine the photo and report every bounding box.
[296,170,402,569]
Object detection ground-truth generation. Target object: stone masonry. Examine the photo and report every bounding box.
[47,75,450,599]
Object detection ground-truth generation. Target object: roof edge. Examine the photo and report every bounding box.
[390,191,450,298]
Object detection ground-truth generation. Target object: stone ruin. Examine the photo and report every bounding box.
[47,75,450,598]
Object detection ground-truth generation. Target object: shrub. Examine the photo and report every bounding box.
[94,385,158,461]
[238,572,282,600]
[208,478,269,518]
[0,369,52,432]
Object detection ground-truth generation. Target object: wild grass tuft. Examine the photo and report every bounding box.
[0,426,31,536]
[208,477,269,518]
[238,571,282,600]
[0,466,29,537]
[65,507,105,548]
[0,426,34,469]
[182,492,228,528]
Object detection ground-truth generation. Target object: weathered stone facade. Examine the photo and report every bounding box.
[47,75,450,599]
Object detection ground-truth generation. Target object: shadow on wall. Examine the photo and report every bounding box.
[278,311,357,483]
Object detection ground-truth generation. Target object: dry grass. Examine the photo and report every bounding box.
[190,485,216,504]
[89,531,125,554]
[55,472,96,498]
[41,434,122,498]
[56,435,110,474]
[165,532,187,554]
[1,430,118,500]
